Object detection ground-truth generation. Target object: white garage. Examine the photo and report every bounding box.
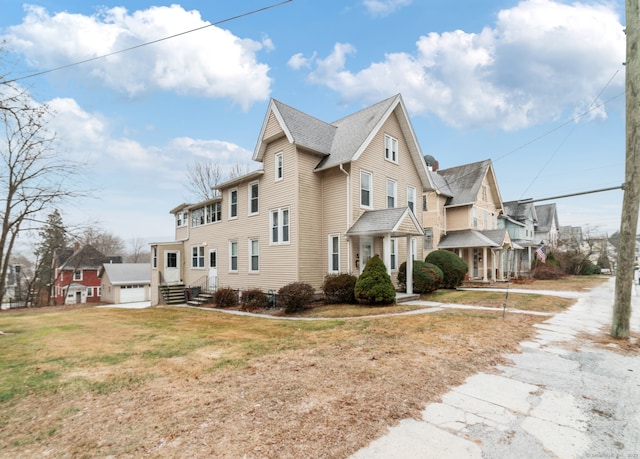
[99,263,151,304]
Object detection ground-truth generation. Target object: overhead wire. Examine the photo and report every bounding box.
[0,0,294,85]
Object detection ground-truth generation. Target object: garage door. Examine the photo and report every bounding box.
[119,285,146,303]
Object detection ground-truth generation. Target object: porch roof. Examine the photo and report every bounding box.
[438,229,503,249]
[346,207,424,237]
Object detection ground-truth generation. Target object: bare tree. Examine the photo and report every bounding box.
[185,160,255,202]
[80,227,125,258]
[0,70,81,305]
[126,236,150,263]
[186,160,222,201]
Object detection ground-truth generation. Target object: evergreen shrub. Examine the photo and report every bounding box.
[354,255,396,305]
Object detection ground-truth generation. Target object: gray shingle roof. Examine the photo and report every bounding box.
[271,100,336,155]
[100,263,151,285]
[534,203,558,232]
[346,207,423,236]
[438,159,492,206]
[503,200,537,223]
[438,229,502,249]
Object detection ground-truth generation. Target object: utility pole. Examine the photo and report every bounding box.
[612,0,640,338]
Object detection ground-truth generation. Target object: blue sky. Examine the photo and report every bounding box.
[0,0,628,251]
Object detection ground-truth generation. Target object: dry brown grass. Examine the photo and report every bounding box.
[0,277,608,458]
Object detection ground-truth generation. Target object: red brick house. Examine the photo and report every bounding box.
[53,245,121,305]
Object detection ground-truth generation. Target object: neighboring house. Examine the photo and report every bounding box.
[534,203,560,249]
[422,159,515,282]
[500,200,539,276]
[558,225,584,251]
[151,94,429,305]
[99,263,151,304]
[53,245,121,305]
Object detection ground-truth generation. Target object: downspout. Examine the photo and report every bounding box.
[339,164,351,273]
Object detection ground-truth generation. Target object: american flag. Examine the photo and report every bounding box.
[536,245,546,263]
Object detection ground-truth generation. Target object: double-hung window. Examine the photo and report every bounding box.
[249,182,259,215]
[407,185,416,213]
[423,227,433,250]
[229,188,238,219]
[384,134,398,163]
[275,152,283,181]
[73,270,82,281]
[249,239,259,272]
[360,170,372,208]
[329,234,340,273]
[387,179,397,208]
[229,241,238,272]
[191,207,205,226]
[270,207,290,244]
[192,246,205,268]
[390,238,398,271]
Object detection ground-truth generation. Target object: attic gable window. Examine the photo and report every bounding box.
[275,152,284,181]
[384,134,398,164]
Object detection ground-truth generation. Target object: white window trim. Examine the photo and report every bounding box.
[206,201,222,224]
[191,206,205,227]
[191,245,205,269]
[87,287,93,297]
[360,170,373,209]
[384,134,398,164]
[270,207,290,245]
[229,188,238,220]
[229,240,238,273]
[248,181,259,216]
[275,152,284,182]
[249,238,259,273]
[407,185,416,213]
[387,178,397,209]
[73,270,83,281]
[328,234,340,273]
[390,238,398,271]
[152,246,158,269]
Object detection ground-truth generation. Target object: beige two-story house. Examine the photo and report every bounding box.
[150,94,430,305]
[422,159,517,281]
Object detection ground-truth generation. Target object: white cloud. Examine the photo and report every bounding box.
[4,5,272,109]
[363,0,413,17]
[288,52,311,70]
[301,0,625,130]
[47,97,253,189]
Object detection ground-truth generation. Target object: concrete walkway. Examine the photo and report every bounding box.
[351,278,640,459]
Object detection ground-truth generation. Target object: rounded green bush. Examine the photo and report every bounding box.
[424,250,468,289]
[398,260,443,293]
[354,255,396,305]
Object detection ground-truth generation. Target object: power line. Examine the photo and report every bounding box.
[0,0,294,85]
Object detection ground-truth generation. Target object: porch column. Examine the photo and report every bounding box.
[482,247,488,282]
[406,235,413,295]
[514,249,519,278]
[497,249,504,281]
[383,235,392,275]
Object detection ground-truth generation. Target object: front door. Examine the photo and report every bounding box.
[359,237,373,274]
[164,251,180,284]
[208,249,218,291]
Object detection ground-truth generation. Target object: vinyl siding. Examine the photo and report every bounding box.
[296,149,324,288]
[321,166,350,273]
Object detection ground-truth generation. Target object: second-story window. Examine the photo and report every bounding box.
[384,134,398,163]
[270,207,290,244]
[360,170,372,208]
[73,270,82,281]
[249,182,259,215]
[407,185,416,213]
[191,207,205,226]
[275,152,283,181]
[387,179,397,208]
[206,202,222,223]
[229,188,238,219]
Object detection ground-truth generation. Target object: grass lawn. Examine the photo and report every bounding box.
[0,276,609,458]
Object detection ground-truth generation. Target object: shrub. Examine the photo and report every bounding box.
[241,288,269,311]
[398,260,443,294]
[354,255,396,306]
[323,273,358,304]
[424,250,468,289]
[532,265,564,280]
[214,287,238,308]
[278,282,316,313]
